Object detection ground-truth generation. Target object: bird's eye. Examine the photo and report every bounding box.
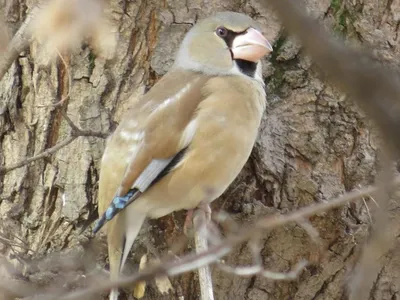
[216,26,228,38]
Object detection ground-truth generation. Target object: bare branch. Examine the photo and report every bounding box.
[297,218,322,246]
[218,259,308,280]
[54,178,400,300]
[217,233,308,280]
[349,151,395,300]
[0,2,110,175]
[3,1,400,299]
[0,122,108,174]
[0,78,108,175]
[59,110,109,139]
[259,1,400,296]
[0,135,77,174]
[0,234,33,253]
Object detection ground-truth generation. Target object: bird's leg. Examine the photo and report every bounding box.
[183,209,194,236]
[184,202,212,236]
[193,202,215,300]
[197,202,225,246]
[198,201,212,223]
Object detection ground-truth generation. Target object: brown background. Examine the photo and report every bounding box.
[1,0,400,299]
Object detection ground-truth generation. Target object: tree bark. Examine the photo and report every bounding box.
[1,0,400,299]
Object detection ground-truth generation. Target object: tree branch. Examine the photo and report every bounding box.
[0,12,109,174]
[0,111,108,174]
[59,110,109,139]
[260,0,400,297]
[263,0,400,156]
[0,135,77,174]
[349,151,395,300]
[54,178,400,300]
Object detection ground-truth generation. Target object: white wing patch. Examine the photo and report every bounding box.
[119,130,145,142]
[101,152,108,163]
[115,79,201,195]
[62,193,67,206]
[126,144,140,165]
[128,120,139,127]
[179,119,197,148]
[134,157,174,191]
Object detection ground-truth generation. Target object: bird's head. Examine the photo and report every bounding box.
[174,11,273,79]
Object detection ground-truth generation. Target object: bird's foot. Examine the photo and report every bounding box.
[198,201,212,222]
[183,202,212,236]
[184,202,221,244]
[183,209,195,236]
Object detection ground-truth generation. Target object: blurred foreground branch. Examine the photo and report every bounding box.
[51,177,400,300]
[263,0,400,156]
[348,152,395,300]
[0,0,115,83]
[261,0,400,298]
[3,0,400,299]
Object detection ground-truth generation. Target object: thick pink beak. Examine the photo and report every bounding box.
[231,28,273,62]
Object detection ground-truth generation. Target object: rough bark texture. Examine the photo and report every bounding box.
[1,0,400,299]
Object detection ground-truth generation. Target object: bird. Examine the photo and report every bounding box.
[94,11,273,300]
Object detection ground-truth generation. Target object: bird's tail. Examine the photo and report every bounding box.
[107,203,146,300]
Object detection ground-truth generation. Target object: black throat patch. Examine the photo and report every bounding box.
[234,59,257,77]
[221,29,258,78]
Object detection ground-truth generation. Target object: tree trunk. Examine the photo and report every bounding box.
[1,0,399,299]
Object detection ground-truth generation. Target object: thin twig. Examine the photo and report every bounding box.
[257,3,400,292]
[59,110,80,133]
[0,235,33,253]
[361,197,373,224]
[0,125,108,174]
[297,218,322,246]
[60,109,109,139]
[218,259,308,280]
[0,5,109,174]
[0,135,77,174]
[368,195,380,208]
[349,151,395,300]
[0,108,108,174]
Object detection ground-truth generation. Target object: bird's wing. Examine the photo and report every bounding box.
[94,70,209,233]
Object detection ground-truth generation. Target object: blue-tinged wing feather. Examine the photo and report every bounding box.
[92,147,188,235]
[93,188,141,234]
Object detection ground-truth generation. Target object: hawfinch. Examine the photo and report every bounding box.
[94,11,273,300]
